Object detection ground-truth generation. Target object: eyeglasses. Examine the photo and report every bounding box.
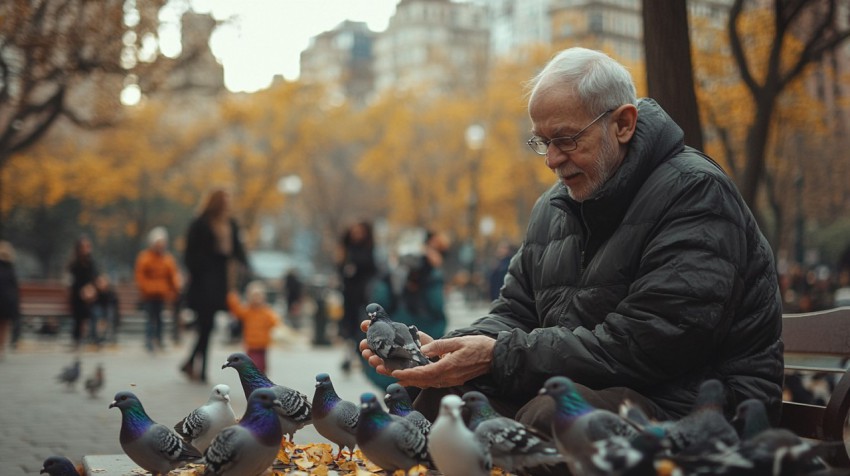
[526,109,614,155]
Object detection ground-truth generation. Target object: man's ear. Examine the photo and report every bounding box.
[613,104,638,144]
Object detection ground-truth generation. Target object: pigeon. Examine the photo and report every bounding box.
[539,376,639,476]
[84,364,104,398]
[57,358,81,390]
[365,303,430,371]
[174,384,238,452]
[40,456,80,475]
[731,398,828,475]
[384,383,431,435]
[312,373,358,459]
[109,391,202,475]
[663,379,740,456]
[356,392,431,472]
[428,394,491,476]
[222,352,312,441]
[202,388,284,476]
[462,390,563,473]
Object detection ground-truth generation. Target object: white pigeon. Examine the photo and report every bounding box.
[110,391,202,475]
[428,394,491,476]
[174,384,238,452]
[203,388,283,476]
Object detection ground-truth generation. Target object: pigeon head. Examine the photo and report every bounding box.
[384,384,413,415]
[461,391,499,429]
[732,398,770,440]
[210,384,231,403]
[694,379,726,411]
[40,456,77,475]
[540,376,594,417]
[365,303,388,322]
[222,352,254,370]
[247,388,280,411]
[109,391,143,411]
[360,392,381,410]
[438,394,464,420]
[315,373,331,387]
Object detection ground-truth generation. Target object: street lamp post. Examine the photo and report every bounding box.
[465,124,485,302]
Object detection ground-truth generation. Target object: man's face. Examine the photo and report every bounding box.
[529,86,623,202]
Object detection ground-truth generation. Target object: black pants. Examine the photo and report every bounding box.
[183,308,215,382]
[414,381,671,476]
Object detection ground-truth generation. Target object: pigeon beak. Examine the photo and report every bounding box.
[221,363,230,369]
[538,387,548,396]
[225,394,230,402]
[109,400,117,408]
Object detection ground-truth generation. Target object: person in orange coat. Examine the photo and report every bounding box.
[227,280,280,373]
[135,227,182,352]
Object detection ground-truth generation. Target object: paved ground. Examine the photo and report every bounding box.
[0,295,489,475]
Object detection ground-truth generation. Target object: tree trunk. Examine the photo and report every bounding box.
[642,0,704,150]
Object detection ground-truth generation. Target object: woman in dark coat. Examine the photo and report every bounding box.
[337,221,376,373]
[181,188,248,383]
[68,236,98,349]
[0,241,20,357]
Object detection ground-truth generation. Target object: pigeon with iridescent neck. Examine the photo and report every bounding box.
[109,391,202,475]
[312,373,358,459]
[40,456,80,476]
[385,383,430,435]
[356,392,431,472]
[174,384,237,452]
[222,352,311,441]
[539,376,638,476]
[202,388,284,476]
[462,391,563,473]
[365,303,429,371]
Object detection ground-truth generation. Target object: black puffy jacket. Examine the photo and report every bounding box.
[449,99,784,422]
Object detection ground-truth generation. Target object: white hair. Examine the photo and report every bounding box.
[527,47,637,115]
[147,226,168,246]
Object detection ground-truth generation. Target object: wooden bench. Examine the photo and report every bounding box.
[779,306,850,467]
[19,280,143,334]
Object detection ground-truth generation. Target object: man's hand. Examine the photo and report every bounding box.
[359,319,435,376]
[391,335,496,388]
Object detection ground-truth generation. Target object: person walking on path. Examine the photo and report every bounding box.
[0,241,20,358]
[337,220,377,374]
[181,188,249,383]
[227,280,281,373]
[67,235,98,350]
[135,226,182,352]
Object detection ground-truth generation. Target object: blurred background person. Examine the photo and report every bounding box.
[181,187,248,383]
[67,235,98,350]
[488,241,515,302]
[227,280,281,373]
[91,274,120,346]
[135,226,182,353]
[0,241,20,358]
[283,268,304,329]
[337,220,377,374]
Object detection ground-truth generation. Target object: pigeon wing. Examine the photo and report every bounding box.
[150,423,201,462]
[174,408,210,441]
[203,426,244,474]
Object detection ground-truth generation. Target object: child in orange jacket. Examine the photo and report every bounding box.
[135,227,181,352]
[227,280,280,373]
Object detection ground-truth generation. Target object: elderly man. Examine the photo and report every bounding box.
[362,48,783,441]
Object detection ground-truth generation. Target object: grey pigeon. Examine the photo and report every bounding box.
[222,352,312,441]
[174,384,238,452]
[731,398,828,475]
[365,303,429,371]
[203,388,283,476]
[428,394,491,476]
[385,383,431,436]
[312,373,358,459]
[40,456,79,475]
[84,364,104,398]
[663,379,740,456]
[356,392,431,472]
[109,391,202,475]
[462,390,563,473]
[57,358,81,390]
[539,376,639,476]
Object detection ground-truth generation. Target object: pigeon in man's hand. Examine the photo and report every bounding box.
[109,391,202,475]
[174,384,238,452]
[57,358,81,390]
[40,456,80,475]
[312,373,359,459]
[428,394,491,476]
[84,364,104,398]
[365,303,429,371]
[202,388,284,476]
[356,392,431,472]
[222,352,311,441]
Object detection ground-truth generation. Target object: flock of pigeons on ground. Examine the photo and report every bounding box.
[39,303,850,476]
[56,358,104,398]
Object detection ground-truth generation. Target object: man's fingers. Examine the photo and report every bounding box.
[360,320,371,332]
